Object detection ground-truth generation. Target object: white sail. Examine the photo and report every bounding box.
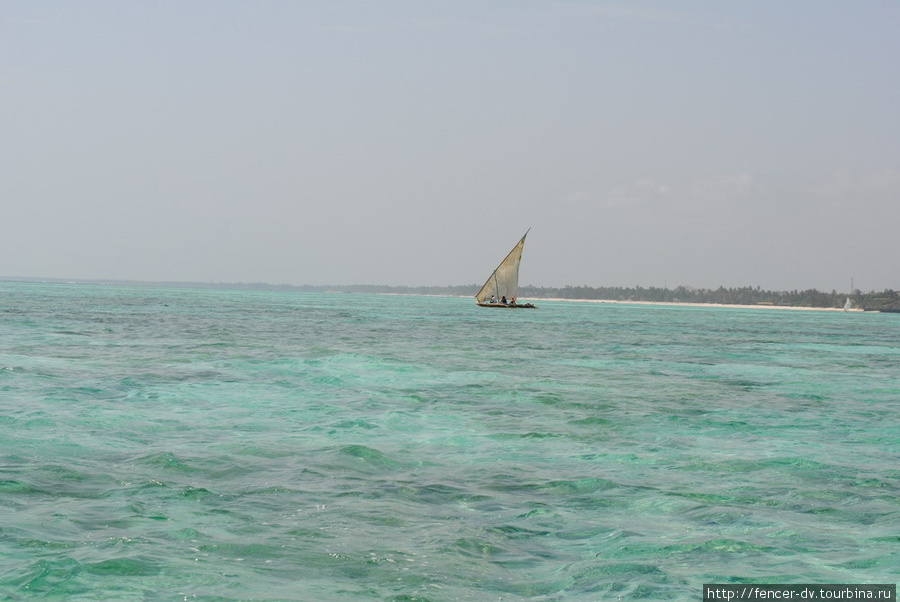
[475,230,529,304]
[844,297,852,311]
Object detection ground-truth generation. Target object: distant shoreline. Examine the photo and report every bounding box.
[378,292,871,312]
[533,297,869,312]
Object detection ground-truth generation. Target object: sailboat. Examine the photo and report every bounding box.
[475,229,536,308]
[844,297,852,312]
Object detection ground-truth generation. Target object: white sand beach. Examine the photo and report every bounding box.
[536,298,868,312]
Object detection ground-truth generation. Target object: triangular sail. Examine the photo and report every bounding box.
[475,230,529,304]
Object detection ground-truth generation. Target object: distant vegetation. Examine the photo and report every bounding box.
[229,282,900,311]
[519,285,900,312]
[5,278,899,311]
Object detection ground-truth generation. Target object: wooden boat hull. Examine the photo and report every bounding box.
[476,303,536,308]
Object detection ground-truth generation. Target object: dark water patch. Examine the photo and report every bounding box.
[723,379,770,390]
[556,496,624,512]
[196,542,293,560]
[781,392,830,402]
[573,561,667,577]
[181,485,216,500]
[69,511,144,531]
[516,501,558,519]
[669,490,780,508]
[222,443,321,460]
[542,477,621,494]
[799,507,894,526]
[480,472,543,493]
[334,489,384,500]
[0,479,33,493]
[763,457,848,476]
[392,482,492,505]
[84,556,159,576]
[285,526,333,540]
[238,485,307,496]
[171,527,204,540]
[40,385,110,401]
[337,445,405,471]
[835,554,896,570]
[0,524,81,551]
[328,418,380,431]
[533,391,566,405]
[678,456,854,482]
[133,451,195,472]
[310,375,347,387]
[487,524,552,538]
[555,525,611,540]
[12,464,119,500]
[448,536,510,559]
[9,556,82,595]
[667,538,787,557]
[680,458,775,473]
[668,415,752,430]
[135,479,173,495]
[684,506,761,526]
[558,561,673,599]
[488,431,564,440]
[569,416,612,427]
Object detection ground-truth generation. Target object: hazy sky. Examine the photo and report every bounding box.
[2,1,898,292]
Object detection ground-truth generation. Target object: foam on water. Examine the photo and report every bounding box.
[1,283,898,599]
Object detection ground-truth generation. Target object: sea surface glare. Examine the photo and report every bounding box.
[1,283,898,600]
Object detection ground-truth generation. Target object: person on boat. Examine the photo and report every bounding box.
[489,295,496,304]
[510,297,516,305]
[501,296,508,305]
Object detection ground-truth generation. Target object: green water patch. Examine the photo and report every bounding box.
[180,485,216,500]
[83,556,159,576]
[326,444,414,476]
[833,553,898,572]
[516,501,559,520]
[668,490,783,508]
[554,525,611,540]
[568,416,612,427]
[133,450,197,473]
[393,482,493,505]
[340,444,401,466]
[11,463,119,500]
[0,479,33,493]
[486,524,552,539]
[327,418,380,431]
[7,557,82,596]
[554,560,676,599]
[572,561,667,578]
[541,477,623,494]
[620,538,788,559]
[448,535,513,560]
[196,541,294,560]
[487,431,565,440]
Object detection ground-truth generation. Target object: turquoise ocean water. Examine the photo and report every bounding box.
[1,282,898,600]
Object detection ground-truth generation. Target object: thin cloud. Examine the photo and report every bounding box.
[812,168,900,202]
[547,1,747,32]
